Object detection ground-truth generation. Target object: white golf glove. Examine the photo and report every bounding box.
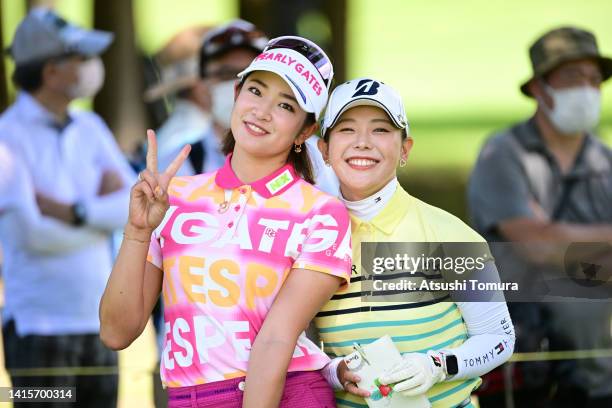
[379,351,446,397]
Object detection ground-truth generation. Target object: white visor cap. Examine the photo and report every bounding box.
[237,48,329,120]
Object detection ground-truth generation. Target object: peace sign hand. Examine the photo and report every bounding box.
[126,130,191,239]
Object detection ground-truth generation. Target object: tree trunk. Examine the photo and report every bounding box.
[239,0,346,83]
[93,0,148,153]
[323,0,346,85]
[26,0,58,9]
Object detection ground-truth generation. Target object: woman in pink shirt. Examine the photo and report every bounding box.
[100,37,352,407]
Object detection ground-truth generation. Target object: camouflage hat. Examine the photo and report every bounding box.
[520,26,612,96]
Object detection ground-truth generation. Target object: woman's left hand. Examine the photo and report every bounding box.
[379,352,445,397]
[337,360,371,398]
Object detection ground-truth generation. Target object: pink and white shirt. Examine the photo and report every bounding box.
[147,156,352,387]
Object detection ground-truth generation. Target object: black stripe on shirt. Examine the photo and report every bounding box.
[316,294,451,317]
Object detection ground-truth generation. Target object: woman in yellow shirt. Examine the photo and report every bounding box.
[315,78,516,408]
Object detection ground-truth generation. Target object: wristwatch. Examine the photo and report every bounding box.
[443,352,459,377]
[71,201,87,226]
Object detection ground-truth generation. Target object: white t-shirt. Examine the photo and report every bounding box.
[0,92,135,336]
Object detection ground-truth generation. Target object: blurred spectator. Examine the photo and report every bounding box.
[468,26,612,407]
[0,8,134,407]
[137,25,213,169]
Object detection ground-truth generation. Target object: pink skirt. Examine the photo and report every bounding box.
[167,370,336,408]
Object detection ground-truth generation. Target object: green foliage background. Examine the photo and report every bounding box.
[2,0,611,220]
[345,0,612,219]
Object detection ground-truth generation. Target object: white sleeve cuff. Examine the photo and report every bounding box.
[84,188,131,231]
[444,301,516,380]
[321,357,344,390]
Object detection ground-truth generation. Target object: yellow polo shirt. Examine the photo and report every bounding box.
[315,185,484,408]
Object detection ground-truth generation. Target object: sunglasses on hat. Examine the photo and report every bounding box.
[200,20,268,76]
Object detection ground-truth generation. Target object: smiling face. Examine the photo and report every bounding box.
[319,105,412,201]
[230,70,314,163]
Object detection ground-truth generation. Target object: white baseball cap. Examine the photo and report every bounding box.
[321,78,409,138]
[8,7,113,65]
[237,42,331,120]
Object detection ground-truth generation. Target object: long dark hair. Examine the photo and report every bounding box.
[221,80,316,184]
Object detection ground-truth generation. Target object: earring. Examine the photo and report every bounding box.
[294,144,302,153]
[324,160,331,167]
[399,158,407,167]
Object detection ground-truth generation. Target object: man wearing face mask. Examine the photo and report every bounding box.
[468,26,612,407]
[0,8,133,406]
[141,26,213,162]
[159,19,268,176]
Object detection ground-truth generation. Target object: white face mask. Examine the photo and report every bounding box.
[68,57,105,99]
[541,84,601,135]
[210,80,236,129]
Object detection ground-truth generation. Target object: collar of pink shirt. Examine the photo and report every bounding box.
[214,154,301,199]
